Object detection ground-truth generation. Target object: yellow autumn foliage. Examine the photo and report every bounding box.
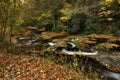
[107,10,112,14]
[107,18,113,21]
[99,7,106,11]
[64,3,72,9]
[59,2,72,22]
[99,10,112,16]
[60,16,70,22]
[99,0,120,22]
[37,10,52,21]
[23,0,29,5]
[105,0,114,2]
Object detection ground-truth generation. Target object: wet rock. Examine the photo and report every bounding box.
[25,27,44,34]
[40,32,67,40]
[68,34,120,52]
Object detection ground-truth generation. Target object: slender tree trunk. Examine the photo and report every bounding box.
[7,0,16,53]
[9,0,16,43]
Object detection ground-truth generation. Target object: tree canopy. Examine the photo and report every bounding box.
[0,0,120,38]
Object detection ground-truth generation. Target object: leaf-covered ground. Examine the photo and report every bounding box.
[0,51,84,80]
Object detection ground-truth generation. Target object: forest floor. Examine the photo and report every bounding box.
[0,48,86,80]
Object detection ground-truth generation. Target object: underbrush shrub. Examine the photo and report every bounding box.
[111,20,120,29]
[43,51,55,58]
[66,13,87,34]
[7,43,18,53]
[52,27,62,32]
[22,19,38,27]
[42,23,54,31]
[112,30,120,37]
[84,19,103,34]
[109,20,120,36]
[13,26,26,35]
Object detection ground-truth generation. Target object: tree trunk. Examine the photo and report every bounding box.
[9,0,16,43]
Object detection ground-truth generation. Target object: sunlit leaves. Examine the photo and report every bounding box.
[60,16,70,22]
[99,0,120,22]
[59,8,72,22]
[31,10,52,22]
[105,0,114,2]
[63,3,72,9]
[59,3,73,22]
[38,10,52,21]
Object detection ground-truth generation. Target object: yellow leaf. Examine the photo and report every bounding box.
[100,7,106,11]
[41,73,46,79]
[64,3,72,8]
[105,0,113,2]
[107,18,113,21]
[107,11,112,14]
[60,16,70,22]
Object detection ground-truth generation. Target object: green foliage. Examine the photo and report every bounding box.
[110,20,120,36]
[112,30,120,37]
[42,23,54,31]
[22,18,37,26]
[52,27,62,32]
[111,20,120,28]
[43,51,54,58]
[66,13,87,34]
[7,43,18,53]
[13,25,25,35]
[84,19,103,34]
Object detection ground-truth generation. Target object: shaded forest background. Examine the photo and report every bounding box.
[0,0,120,41]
